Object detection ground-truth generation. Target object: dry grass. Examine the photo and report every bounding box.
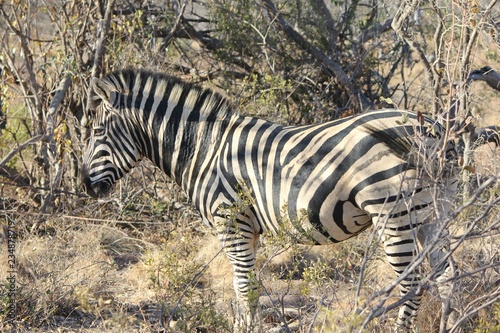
[1,146,499,333]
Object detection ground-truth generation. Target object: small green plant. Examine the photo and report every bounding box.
[169,290,232,332]
[315,306,368,333]
[74,285,113,318]
[303,258,333,285]
[215,182,255,238]
[145,231,199,293]
[485,50,499,61]
[143,225,233,331]
[474,303,500,333]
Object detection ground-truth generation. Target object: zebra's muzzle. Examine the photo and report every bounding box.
[81,165,112,198]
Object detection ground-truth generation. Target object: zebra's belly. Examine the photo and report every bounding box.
[275,200,372,245]
[314,199,372,244]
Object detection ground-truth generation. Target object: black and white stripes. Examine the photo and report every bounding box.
[81,69,458,332]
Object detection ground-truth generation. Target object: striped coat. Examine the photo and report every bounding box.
[82,69,458,332]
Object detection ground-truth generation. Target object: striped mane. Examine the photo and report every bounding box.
[93,69,235,121]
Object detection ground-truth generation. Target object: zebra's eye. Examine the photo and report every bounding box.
[93,126,105,136]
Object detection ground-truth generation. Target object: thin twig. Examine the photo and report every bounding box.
[83,0,117,133]
[158,0,188,50]
[0,135,42,167]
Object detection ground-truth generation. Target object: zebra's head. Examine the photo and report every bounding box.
[81,76,142,198]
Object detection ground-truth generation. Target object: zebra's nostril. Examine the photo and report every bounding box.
[81,165,99,197]
[81,177,111,198]
[82,178,98,198]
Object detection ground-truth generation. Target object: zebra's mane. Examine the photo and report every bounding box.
[95,69,235,120]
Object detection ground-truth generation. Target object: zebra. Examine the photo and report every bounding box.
[81,69,459,332]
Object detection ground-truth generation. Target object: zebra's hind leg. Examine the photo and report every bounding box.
[417,223,458,331]
[218,230,261,333]
[381,230,423,332]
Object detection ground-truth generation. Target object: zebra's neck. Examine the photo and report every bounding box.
[126,77,238,192]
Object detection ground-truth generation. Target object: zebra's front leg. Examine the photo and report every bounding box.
[218,228,261,333]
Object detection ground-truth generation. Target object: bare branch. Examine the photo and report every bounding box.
[262,0,372,111]
[307,0,337,48]
[462,0,499,72]
[0,135,43,168]
[0,165,31,186]
[392,0,436,113]
[90,0,116,80]
[38,73,73,212]
[0,4,43,131]
[450,287,500,333]
[45,73,72,138]
[359,18,393,43]
[158,0,188,50]
[83,0,116,134]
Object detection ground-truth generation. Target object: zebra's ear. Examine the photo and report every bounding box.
[91,77,117,105]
